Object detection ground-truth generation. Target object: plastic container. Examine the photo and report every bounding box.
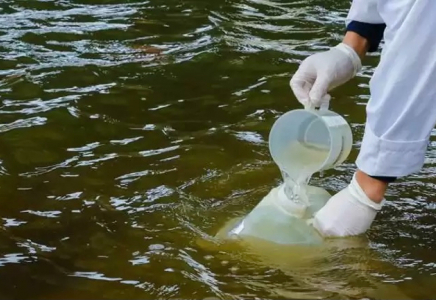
[268,107,353,185]
[226,183,331,245]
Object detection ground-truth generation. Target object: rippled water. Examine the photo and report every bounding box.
[1,0,436,299]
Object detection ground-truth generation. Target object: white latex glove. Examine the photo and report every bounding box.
[290,43,362,109]
[310,173,385,237]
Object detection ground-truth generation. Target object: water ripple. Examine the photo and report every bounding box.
[0,0,432,299]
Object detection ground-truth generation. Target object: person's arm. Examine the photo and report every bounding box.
[343,21,386,59]
[343,0,387,56]
[343,31,370,59]
[290,3,387,109]
[314,0,436,238]
[342,21,394,194]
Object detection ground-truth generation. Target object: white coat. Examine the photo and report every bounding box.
[348,0,436,177]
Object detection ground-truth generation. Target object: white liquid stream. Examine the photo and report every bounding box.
[277,141,329,206]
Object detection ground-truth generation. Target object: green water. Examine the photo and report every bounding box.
[0,0,435,299]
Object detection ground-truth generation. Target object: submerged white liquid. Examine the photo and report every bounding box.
[222,141,332,246]
[224,184,331,245]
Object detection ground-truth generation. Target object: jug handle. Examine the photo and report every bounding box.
[319,94,330,111]
[304,94,330,112]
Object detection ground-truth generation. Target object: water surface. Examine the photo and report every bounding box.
[0,0,436,299]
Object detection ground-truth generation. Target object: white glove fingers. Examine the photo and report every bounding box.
[319,94,331,111]
[290,42,360,109]
[308,75,330,108]
[290,77,312,108]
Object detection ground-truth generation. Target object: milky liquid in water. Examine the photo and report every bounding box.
[226,141,331,245]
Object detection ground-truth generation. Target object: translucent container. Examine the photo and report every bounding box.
[226,183,331,245]
[268,107,353,185]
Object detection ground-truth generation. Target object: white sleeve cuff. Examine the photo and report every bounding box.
[356,123,428,177]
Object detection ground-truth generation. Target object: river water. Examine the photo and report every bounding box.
[0,0,435,299]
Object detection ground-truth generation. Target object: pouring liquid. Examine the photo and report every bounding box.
[278,141,330,207]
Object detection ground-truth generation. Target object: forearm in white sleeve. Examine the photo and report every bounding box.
[313,1,436,238]
[356,0,436,178]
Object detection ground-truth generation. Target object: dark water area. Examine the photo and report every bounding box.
[0,0,436,299]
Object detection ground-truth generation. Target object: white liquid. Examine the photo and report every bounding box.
[277,141,329,206]
[277,141,330,185]
[223,184,331,245]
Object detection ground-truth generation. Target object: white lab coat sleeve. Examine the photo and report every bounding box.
[356,0,436,177]
[346,0,384,25]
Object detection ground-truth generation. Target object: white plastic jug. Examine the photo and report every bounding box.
[269,107,353,185]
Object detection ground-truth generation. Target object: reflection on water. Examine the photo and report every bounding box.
[0,0,436,299]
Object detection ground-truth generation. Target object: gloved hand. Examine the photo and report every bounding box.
[310,173,385,237]
[290,43,362,109]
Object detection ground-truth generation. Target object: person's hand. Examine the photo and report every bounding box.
[290,43,362,109]
[309,173,384,237]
